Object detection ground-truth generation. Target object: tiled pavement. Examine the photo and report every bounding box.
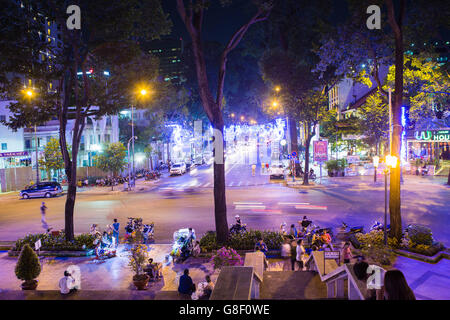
[392,256,450,300]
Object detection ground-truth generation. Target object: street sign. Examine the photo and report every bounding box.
[34,239,42,251]
[291,151,297,157]
[324,251,340,259]
[323,250,340,275]
[313,140,328,162]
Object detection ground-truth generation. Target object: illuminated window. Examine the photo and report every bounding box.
[48,29,51,35]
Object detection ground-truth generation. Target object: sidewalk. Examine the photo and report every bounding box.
[0,244,217,294]
[393,256,450,300]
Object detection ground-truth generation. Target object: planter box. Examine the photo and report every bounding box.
[8,249,95,257]
[394,248,448,264]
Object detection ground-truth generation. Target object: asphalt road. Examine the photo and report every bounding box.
[0,155,449,246]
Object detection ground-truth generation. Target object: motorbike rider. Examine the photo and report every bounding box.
[301,216,311,232]
[309,168,315,178]
[235,215,242,228]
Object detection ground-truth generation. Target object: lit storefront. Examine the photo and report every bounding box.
[0,151,31,169]
[406,129,450,161]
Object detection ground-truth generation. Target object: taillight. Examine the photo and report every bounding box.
[55,187,57,191]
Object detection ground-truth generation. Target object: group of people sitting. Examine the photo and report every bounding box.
[281,216,333,251]
[90,224,117,259]
[143,258,162,281]
[178,268,215,300]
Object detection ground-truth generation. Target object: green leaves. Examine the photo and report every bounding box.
[94,142,127,176]
[15,244,41,281]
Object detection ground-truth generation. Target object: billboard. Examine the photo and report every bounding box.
[313,140,328,162]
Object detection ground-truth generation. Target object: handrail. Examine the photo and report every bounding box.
[306,251,385,300]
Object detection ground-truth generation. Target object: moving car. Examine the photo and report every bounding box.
[20,182,63,199]
[170,163,187,176]
[269,164,285,179]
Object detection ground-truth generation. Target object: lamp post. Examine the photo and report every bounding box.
[127,136,137,190]
[373,155,379,183]
[24,89,40,183]
[384,155,398,245]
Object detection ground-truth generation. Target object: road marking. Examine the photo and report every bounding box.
[278,202,310,205]
[235,205,266,210]
[233,202,263,205]
[295,205,327,210]
[204,183,211,187]
[238,181,242,186]
[246,181,250,186]
[229,182,234,187]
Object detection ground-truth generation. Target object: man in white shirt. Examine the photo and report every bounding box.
[59,271,76,295]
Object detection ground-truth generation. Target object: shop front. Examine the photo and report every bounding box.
[0,151,31,169]
[407,129,450,162]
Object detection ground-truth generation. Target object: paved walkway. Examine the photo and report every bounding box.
[392,256,450,300]
[0,244,217,294]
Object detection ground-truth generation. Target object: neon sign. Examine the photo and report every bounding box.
[414,130,449,142]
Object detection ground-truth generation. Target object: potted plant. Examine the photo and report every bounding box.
[128,244,150,290]
[15,244,41,290]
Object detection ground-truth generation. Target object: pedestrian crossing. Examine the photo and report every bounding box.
[165,181,274,188]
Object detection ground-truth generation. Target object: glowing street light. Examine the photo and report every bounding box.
[240,115,245,121]
[140,89,148,96]
[22,88,39,183]
[383,154,398,245]
[272,101,278,107]
[231,113,235,118]
[275,86,281,92]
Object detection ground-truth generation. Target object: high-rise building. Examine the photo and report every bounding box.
[143,38,184,84]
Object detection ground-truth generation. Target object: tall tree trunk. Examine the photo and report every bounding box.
[303,124,312,185]
[213,123,228,244]
[289,118,300,172]
[386,0,404,241]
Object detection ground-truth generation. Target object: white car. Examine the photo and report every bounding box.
[170,163,187,175]
[269,164,285,179]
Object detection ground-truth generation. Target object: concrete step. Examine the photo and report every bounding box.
[260,271,327,300]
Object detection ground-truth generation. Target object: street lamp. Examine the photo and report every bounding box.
[373,155,379,182]
[383,155,398,245]
[129,87,150,187]
[127,136,138,190]
[23,88,40,184]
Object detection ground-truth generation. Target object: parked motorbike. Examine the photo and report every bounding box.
[143,223,155,243]
[340,222,364,248]
[229,223,247,234]
[370,221,390,232]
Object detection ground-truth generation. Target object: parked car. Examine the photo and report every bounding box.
[170,163,187,176]
[269,164,285,179]
[20,182,63,199]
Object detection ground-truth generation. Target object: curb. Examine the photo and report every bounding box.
[8,249,95,257]
[394,249,449,264]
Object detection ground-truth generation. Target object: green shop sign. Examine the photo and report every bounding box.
[414,130,450,141]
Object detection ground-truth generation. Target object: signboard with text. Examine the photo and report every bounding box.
[313,140,328,163]
[414,130,449,142]
[0,151,29,158]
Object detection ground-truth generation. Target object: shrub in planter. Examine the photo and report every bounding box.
[210,247,243,269]
[200,230,284,251]
[128,244,150,290]
[406,241,444,257]
[406,225,433,246]
[13,233,96,252]
[15,244,41,290]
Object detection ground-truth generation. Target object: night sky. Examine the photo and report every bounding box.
[162,0,259,43]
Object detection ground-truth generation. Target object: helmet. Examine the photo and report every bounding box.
[235,215,240,218]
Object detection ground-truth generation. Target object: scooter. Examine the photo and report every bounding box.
[229,223,247,234]
[370,221,390,232]
[143,223,155,243]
